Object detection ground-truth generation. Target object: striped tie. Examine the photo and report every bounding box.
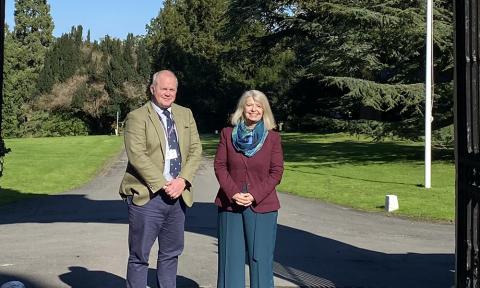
[163,109,182,178]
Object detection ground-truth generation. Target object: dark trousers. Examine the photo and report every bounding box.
[217,207,278,288]
[126,193,186,288]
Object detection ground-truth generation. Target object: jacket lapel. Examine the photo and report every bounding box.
[146,103,166,156]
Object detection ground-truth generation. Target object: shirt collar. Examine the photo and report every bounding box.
[151,101,172,116]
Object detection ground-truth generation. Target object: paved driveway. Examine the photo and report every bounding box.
[0,152,454,287]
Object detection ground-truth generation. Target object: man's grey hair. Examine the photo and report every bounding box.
[151,70,178,88]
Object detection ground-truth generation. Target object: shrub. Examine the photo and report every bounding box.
[432,125,454,148]
[22,111,89,137]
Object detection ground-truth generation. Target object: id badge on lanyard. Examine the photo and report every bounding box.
[166,149,178,160]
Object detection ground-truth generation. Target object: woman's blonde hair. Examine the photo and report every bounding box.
[230,90,276,130]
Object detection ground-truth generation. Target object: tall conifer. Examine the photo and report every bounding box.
[14,0,54,70]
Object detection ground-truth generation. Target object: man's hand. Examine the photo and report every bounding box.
[232,193,255,207]
[164,178,186,199]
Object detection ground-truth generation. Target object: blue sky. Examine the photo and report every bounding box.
[5,0,164,40]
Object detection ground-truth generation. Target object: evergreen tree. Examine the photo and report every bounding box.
[104,39,126,92]
[146,0,300,130]
[5,3,151,137]
[37,32,81,93]
[12,0,54,104]
[2,25,23,137]
[72,25,83,47]
[146,0,232,128]
[227,0,453,137]
[0,25,11,175]
[146,0,190,71]
[135,39,151,84]
[4,0,55,136]
[101,37,127,119]
[14,0,54,70]
[122,33,136,82]
[86,29,91,45]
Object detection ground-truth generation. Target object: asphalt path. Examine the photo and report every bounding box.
[0,151,454,288]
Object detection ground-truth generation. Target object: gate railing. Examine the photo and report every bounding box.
[455,0,480,286]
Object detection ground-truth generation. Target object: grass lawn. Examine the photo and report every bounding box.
[200,132,455,222]
[1,135,124,205]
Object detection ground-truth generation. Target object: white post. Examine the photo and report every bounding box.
[116,110,120,136]
[425,0,433,189]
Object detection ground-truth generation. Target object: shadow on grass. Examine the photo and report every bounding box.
[200,134,219,158]
[201,133,454,165]
[282,139,454,165]
[284,167,422,187]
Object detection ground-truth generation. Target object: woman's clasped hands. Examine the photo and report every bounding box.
[232,192,255,207]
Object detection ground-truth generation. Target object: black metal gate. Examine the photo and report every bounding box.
[456,0,480,286]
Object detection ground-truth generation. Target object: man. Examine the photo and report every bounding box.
[119,70,202,288]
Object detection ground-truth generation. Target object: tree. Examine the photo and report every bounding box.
[5,1,154,137]
[1,26,12,174]
[8,0,54,136]
[135,39,151,84]
[226,0,454,137]
[146,0,236,129]
[2,25,22,137]
[145,0,304,130]
[122,33,137,82]
[86,29,91,45]
[14,0,54,72]
[70,25,83,47]
[37,31,82,94]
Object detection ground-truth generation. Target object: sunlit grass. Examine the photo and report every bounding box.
[1,135,124,205]
[201,132,455,222]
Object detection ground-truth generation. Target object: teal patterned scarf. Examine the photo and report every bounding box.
[232,120,268,157]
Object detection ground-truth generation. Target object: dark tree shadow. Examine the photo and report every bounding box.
[0,190,454,288]
[0,272,47,288]
[196,134,455,164]
[55,266,198,288]
[0,188,48,206]
[147,269,199,288]
[58,266,125,288]
[0,190,127,225]
[0,267,199,288]
[280,135,454,165]
[283,166,424,187]
[273,224,454,288]
[186,202,454,288]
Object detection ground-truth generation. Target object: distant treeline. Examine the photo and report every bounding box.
[1,0,454,142]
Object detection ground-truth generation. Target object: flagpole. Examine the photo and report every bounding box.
[425,0,433,189]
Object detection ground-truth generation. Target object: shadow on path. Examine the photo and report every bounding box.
[0,268,198,288]
[185,202,453,288]
[0,191,126,225]
[0,190,454,288]
[58,267,198,288]
[0,273,45,288]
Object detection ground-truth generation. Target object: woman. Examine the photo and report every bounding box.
[214,90,284,288]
